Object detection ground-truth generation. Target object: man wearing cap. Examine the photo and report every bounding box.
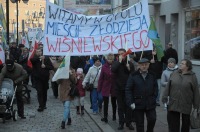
[0,59,28,119]
[125,58,158,132]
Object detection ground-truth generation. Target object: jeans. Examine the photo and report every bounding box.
[62,101,71,122]
[156,79,161,103]
[91,88,103,112]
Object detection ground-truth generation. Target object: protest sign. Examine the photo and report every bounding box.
[28,27,43,41]
[44,0,152,56]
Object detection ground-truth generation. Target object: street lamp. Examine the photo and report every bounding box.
[10,0,29,45]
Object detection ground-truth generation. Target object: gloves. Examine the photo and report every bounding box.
[130,103,135,110]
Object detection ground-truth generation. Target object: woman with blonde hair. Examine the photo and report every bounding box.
[98,53,117,123]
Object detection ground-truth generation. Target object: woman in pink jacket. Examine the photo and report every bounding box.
[98,53,117,123]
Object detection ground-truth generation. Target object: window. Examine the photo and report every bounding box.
[184,10,200,60]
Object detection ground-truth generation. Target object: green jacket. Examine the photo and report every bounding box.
[162,70,200,114]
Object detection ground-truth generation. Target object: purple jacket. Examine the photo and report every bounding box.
[97,62,115,97]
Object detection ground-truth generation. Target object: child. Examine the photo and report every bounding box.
[75,68,85,115]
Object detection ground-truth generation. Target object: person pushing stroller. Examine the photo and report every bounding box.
[0,59,28,119]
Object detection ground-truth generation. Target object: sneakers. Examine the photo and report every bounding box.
[93,112,98,115]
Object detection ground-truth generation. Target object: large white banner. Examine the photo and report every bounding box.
[44,0,152,56]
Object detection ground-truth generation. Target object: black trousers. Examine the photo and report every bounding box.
[51,82,58,98]
[116,90,132,125]
[134,109,156,132]
[167,111,190,132]
[103,96,117,118]
[35,79,49,108]
[16,90,24,116]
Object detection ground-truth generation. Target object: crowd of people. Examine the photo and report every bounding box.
[0,41,200,132]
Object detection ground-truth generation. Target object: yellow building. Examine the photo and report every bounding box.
[1,0,46,33]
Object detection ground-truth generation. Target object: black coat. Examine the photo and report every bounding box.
[30,56,53,81]
[162,48,178,64]
[111,59,135,91]
[125,70,158,110]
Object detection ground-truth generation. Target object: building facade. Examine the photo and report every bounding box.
[1,0,46,33]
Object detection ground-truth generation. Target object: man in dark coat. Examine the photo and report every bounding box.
[111,48,135,130]
[0,59,28,118]
[162,42,178,69]
[30,48,53,112]
[125,58,158,132]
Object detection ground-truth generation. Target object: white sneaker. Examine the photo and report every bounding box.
[93,112,98,115]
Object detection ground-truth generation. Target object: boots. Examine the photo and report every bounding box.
[101,117,108,123]
[112,115,116,121]
[67,118,71,125]
[118,123,124,130]
[81,106,84,115]
[61,121,65,129]
[76,106,80,114]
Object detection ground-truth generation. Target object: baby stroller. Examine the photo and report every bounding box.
[0,78,18,123]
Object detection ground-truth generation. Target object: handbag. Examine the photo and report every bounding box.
[85,69,99,91]
[85,83,94,91]
[190,109,200,129]
[69,83,79,97]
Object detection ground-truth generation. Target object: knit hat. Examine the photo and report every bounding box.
[77,68,83,74]
[168,58,176,64]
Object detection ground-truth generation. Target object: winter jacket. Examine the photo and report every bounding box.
[97,62,115,97]
[0,63,28,91]
[76,75,85,97]
[162,70,200,114]
[58,73,77,102]
[82,64,102,89]
[149,56,163,79]
[162,48,178,64]
[161,65,178,87]
[111,60,135,91]
[125,70,158,110]
[30,56,53,81]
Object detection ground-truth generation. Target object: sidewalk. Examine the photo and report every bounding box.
[0,86,101,132]
[84,91,200,132]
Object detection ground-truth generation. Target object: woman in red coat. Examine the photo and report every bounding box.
[75,68,85,115]
[97,53,117,123]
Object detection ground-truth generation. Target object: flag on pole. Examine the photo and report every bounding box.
[52,55,70,82]
[0,45,5,65]
[147,18,164,61]
[27,38,38,68]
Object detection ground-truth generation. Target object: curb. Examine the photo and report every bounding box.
[84,100,116,132]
